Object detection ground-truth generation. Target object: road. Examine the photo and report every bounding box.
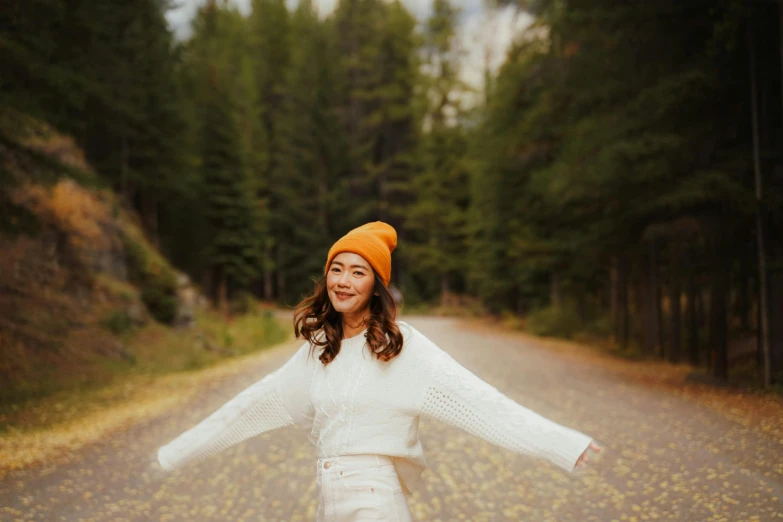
[1,317,781,521]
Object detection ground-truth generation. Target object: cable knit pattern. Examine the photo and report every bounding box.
[157,322,592,493]
[157,343,314,471]
[419,342,592,473]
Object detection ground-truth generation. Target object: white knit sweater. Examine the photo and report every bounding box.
[157,321,592,492]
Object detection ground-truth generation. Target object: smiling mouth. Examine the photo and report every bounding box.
[335,292,353,298]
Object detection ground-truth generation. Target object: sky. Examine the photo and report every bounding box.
[164,0,532,95]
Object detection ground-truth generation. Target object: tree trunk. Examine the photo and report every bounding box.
[612,256,629,349]
[735,274,750,331]
[770,269,783,382]
[276,270,285,304]
[697,287,707,362]
[611,258,619,338]
[550,271,562,308]
[654,240,664,357]
[709,248,729,380]
[687,261,699,365]
[749,19,772,387]
[440,273,449,308]
[643,240,661,356]
[276,247,285,303]
[632,267,646,352]
[516,291,526,316]
[669,242,682,363]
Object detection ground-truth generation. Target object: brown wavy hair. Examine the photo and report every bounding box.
[293,273,403,365]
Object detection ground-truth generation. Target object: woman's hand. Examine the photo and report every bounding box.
[575,441,601,469]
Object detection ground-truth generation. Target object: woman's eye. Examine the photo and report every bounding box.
[354,271,364,276]
[331,268,340,273]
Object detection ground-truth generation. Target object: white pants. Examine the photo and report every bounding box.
[316,454,413,522]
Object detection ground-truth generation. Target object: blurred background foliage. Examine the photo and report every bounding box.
[2,0,783,402]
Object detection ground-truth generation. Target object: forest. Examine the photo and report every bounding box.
[2,0,782,387]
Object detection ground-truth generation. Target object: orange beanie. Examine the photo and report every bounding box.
[324,222,397,287]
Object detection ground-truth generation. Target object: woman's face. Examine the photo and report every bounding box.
[326,252,376,316]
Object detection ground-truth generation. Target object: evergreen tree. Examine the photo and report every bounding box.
[405,0,471,304]
[247,0,291,300]
[332,0,420,289]
[186,1,262,308]
[5,0,783,384]
[200,73,262,311]
[469,0,776,380]
[273,0,349,303]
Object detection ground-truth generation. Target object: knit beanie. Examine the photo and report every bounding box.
[324,222,397,287]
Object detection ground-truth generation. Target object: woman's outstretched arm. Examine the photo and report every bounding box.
[417,337,593,473]
[157,341,314,471]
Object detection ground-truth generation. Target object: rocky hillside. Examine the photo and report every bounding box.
[0,133,204,409]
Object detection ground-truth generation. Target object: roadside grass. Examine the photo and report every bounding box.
[473,314,783,438]
[0,306,290,434]
[401,298,486,318]
[0,305,293,478]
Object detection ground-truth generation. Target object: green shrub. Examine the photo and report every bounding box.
[100,311,134,335]
[229,290,255,316]
[500,310,525,330]
[221,328,235,348]
[122,227,178,324]
[139,274,178,324]
[526,302,583,340]
[584,313,613,338]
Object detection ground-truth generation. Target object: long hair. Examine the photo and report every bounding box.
[293,273,403,365]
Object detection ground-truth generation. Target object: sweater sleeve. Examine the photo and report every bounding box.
[418,338,592,473]
[157,341,315,471]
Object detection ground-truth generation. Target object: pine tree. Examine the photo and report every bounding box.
[405,0,471,304]
[199,73,262,310]
[184,1,263,309]
[332,0,420,290]
[247,0,291,300]
[272,0,349,303]
[469,1,768,375]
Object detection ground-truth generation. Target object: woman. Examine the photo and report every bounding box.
[157,221,600,521]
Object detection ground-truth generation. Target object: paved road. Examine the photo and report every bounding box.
[2,317,781,521]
